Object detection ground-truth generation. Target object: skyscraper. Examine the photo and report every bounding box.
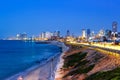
[82,29,86,38]
[98,29,105,37]
[66,30,70,37]
[86,29,91,41]
[57,31,60,37]
[112,21,118,39]
[112,21,118,33]
[53,31,60,37]
[41,32,46,39]
[87,29,91,37]
[105,29,112,38]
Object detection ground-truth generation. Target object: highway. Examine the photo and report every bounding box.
[70,42,120,57]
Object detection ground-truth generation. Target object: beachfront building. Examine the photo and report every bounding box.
[40,32,53,40]
[16,33,28,40]
[53,31,60,37]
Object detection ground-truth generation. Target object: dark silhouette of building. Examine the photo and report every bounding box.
[87,29,91,37]
[57,31,60,37]
[66,30,70,37]
[118,32,120,38]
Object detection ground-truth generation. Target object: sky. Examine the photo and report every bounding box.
[0,0,120,38]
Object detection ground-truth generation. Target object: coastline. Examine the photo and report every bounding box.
[49,41,69,80]
[54,43,69,80]
[55,43,120,80]
[5,41,68,80]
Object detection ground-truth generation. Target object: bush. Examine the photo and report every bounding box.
[63,52,87,68]
[86,67,120,80]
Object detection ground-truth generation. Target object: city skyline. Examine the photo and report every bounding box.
[0,0,120,38]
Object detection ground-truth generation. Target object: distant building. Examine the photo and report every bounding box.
[91,31,95,37]
[57,31,60,37]
[98,29,105,37]
[105,29,112,38]
[89,31,95,40]
[53,31,60,37]
[53,31,57,36]
[112,21,118,33]
[41,32,46,39]
[87,29,91,39]
[82,29,86,38]
[45,32,53,39]
[50,31,60,40]
[16,33,27,40]
[118,32,120,38]
[66,30,70,37]
[111,21,118,39]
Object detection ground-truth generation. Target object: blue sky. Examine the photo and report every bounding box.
[0,0,120,38]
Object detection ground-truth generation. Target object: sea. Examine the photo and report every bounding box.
[0,40,62,80]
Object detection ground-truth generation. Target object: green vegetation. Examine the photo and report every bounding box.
[73,60,89,68]
[63,52,87,68]
[63,63,94,78]
[86,67,120,80]
[63,52,95,78]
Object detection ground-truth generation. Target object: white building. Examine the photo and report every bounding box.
[45,32,53,39]
[82,29,86,38]
[98,29,105,37]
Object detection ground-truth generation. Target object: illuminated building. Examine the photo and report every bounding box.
[112,21,118,39]
[98,29,105,37]
[82,29,86,38]
[53,31,60,37]
[112,21,117,33]
[91,31,95,37]
[41,32,46,39]
[16,33,27,40]
[45,32,53,39]
[105,29,112,38]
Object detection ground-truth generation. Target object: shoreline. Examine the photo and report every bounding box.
[5,41,67,80]
[55,43,120,80]
[54,43,69,80]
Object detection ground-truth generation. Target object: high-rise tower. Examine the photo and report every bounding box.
[66,30,70,37]
[112,21,117,33]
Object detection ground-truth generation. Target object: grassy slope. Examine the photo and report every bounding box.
[86,67,120,80]
[63,52,94,78]
[63,43,120,80]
